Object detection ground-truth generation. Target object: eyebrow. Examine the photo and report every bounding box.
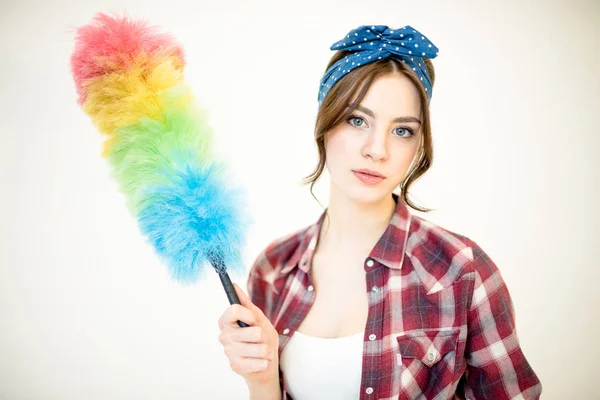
[350,104,422,125]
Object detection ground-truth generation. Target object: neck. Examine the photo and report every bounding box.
[317,186,397,253]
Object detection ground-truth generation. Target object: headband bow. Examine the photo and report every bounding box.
[318,25,439,107]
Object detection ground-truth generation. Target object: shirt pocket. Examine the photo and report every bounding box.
[396,328,461,398]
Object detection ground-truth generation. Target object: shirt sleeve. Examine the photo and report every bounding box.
[461,238,543,399]
[246,252,269,316]
[246,251,289,400]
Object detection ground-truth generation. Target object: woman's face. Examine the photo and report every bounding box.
[325,72,423,205]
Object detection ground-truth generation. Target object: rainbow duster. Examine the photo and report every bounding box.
[70,12,252,315]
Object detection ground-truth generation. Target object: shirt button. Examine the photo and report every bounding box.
[369,334,376,341]
[308,285,314,292]
[366,259,374,267]
[283,328,290,335]
[371,286,378,292]
[366,387,374,394]
[427,351,436,362]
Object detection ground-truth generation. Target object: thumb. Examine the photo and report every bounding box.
[233,283,266,322]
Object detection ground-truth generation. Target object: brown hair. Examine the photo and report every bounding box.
[302,50,436,213]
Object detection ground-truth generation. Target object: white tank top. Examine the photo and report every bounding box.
[279,330,365,400]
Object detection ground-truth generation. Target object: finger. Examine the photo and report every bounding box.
[229,326,265,343]
[228,342,273,360]
[218,324,262,345]
[220,304,256,329]
[233,282,254,309]
[231,357,269,375]
[233,283,266,321]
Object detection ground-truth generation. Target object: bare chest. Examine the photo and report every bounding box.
[295,251,370,338]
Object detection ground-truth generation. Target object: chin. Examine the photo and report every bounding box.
[343,182,393,205]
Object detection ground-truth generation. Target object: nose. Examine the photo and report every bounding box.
[361,128,389,161]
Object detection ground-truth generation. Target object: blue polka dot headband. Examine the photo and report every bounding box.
[318,25,439,107]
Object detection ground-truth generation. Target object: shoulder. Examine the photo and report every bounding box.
[248,222,314,283]
[405,214,499,293]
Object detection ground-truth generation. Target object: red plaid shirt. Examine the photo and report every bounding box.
[247,194,542,399]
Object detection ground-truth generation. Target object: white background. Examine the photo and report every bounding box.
[0,0,598,398]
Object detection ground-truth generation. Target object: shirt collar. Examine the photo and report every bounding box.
[277,193,412,278]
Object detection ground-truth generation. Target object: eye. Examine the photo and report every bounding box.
[347,115,366,128]
[394,127,415,138]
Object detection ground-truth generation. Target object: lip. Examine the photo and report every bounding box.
[352,169,386,178]
[352,170,385,185]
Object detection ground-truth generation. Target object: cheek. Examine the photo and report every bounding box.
[392,144,420,175]
[325,130,354,165]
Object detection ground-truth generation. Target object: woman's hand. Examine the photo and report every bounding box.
[218,283,280,389]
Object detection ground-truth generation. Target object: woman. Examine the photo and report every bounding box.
[217,24,542,400]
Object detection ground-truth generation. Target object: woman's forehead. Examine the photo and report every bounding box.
[352,75,422,117]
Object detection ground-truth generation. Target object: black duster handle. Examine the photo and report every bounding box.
[218,271,250,328]
[208,252,249,328]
